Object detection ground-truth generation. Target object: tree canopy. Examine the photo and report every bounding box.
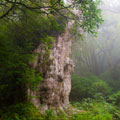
[0,0,103,34]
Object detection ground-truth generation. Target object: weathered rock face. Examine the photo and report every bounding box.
[28,22,74,110]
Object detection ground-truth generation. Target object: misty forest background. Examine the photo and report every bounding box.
[71,0,120,99]
[0,0,120,120]
[70,0,120,119]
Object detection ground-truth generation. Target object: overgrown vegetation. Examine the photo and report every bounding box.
[0,99,120,120]
[70,74,120,120]
[70,75,111,101]
[0,9,67,106]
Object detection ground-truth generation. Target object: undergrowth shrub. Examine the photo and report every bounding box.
[72,99,118,120]
[100,66,120,92]
[70,74,111,101]
[109,91,120,106]
[90,80,111,97]
[0,101,120,120]
[0,103,43,120]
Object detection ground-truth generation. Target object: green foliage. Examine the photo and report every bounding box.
[0,9,66,105]
[70,74,111,101]
[70,75,98,101]
[100,66,120,92]
[0,0,103,35]
[1,103,68,120]
[1,101,119,120]
[109,91,120,106]
[73,0,103,35]
[90,80,111,97]
[72,99,116,120]
[0,103,43,120]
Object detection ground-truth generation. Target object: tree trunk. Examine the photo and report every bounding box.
[28,22,74,110]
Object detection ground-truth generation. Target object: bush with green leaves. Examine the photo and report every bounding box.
[100,66,120,92]
[0,103,43,120]
[70,74,111,101]
[90,80,111,97]
[108,91,120,106]
[71,99,118,120]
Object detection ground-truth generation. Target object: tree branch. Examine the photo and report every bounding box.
[0,0,16,19]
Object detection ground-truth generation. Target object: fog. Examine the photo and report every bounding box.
[72,0,120,91]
